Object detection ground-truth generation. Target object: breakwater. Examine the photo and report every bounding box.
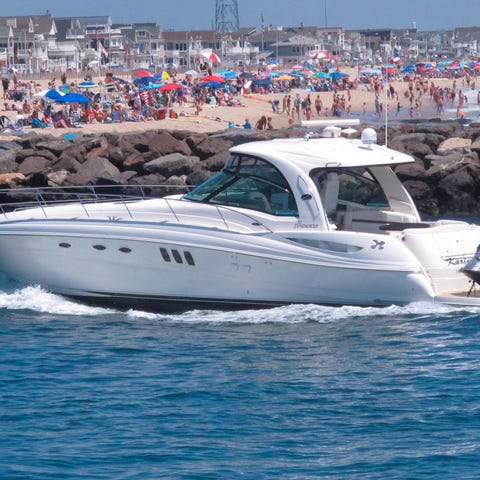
[0,122,479,216]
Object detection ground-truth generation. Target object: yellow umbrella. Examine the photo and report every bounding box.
[278,74,293,80]
[161,71,170,79]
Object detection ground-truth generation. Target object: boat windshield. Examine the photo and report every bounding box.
[184,155,298,215]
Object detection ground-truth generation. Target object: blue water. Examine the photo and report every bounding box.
[1,277,480,479]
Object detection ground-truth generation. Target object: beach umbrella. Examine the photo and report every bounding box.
[155,71,170,79]
[330,71,349,81]
[134,76,157,85]
[202,75,225,83]
[57,92,91,103]
[77,81,99,88]
[239,71,255,78]
[185,69,199,76]
[133,69,151,77]
[402,65,415,73]
[158,83,184,91]
[278,74,293,80]
[310,51,326,60]
[203,81,223,89]
[200,50,221,63]
[43,89,65,100]
[313,71,331,78]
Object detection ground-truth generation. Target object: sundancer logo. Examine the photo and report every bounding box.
[294,222,319,229]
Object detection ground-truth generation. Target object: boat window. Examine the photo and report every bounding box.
[184,155,298,216]
[313,167,389,210]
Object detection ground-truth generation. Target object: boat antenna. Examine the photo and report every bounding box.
[384,53,389,147]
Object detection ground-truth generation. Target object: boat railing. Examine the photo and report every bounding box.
[0,184,193,219]
[0,185,274,233]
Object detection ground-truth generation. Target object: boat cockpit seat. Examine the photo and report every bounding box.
[320,172,340,216]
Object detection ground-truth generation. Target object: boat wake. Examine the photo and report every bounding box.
[0,279,478,323]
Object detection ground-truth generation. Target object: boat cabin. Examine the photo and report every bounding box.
[184,129,421,234]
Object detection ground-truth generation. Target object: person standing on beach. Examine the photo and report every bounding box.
[1,73,9,100]
[315,95,323,116]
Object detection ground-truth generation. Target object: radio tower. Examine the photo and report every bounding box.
[215,0,240,34]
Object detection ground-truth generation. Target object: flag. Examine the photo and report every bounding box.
[98,41,108,58]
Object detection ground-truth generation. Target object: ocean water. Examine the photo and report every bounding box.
[1,276,480,479]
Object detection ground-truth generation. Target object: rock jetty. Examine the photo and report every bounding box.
[0,122,479,216]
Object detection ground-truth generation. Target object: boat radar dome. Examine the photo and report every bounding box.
[361,128,377,145]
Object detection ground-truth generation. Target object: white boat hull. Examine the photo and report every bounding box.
[0,217,445,311]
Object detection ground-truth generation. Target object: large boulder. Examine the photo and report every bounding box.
[119,130,191,156]
[191,137,234,159]
[144,153,199,176]
[0,149,18,173]
[437,137,472,155]
[18,156,50,176]
[76,156,120,183]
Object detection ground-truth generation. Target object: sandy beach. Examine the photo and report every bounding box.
[1,67,476,140]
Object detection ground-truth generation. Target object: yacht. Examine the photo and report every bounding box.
[0,121,479,312]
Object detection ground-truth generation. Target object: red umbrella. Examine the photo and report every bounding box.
[158,83,184,91]
[133,69,151,77]
[202,75,225,83]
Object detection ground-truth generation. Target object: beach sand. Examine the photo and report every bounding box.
[1,67,474,140]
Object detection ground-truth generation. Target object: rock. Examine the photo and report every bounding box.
[0,172,26,187]
[204,151,227,171]
[436,166,480,214]
[437,137,472,154]
[402,179,438,216]
[0,149,18,173]
[47,169,69,187]
[76,156,120,183]
[35,139,74,156]
[16,148,58,164]
[18,156,50,176]
[191,137,234,159]
[394,160,427,180]
[187,165,215,186]
[144,153,199,176]
[0,140,23,152]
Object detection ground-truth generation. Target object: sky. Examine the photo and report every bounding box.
[3,0,480,32]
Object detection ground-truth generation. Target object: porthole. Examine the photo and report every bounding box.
[160,247,171,262]
[59,242,71,248]
[184,251,195,266]
[171,249,183,264]
[93,244,106,251]
[119,247,132,253]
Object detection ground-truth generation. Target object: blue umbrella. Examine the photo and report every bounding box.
[57,92,91,103]
[330,71,349,81]
[44,89,65,100]
[203,81,223,89]
[133,76,157,85]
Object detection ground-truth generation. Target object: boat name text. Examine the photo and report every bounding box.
[294,222,320,229]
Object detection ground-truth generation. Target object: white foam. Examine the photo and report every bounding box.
[0,285,114,316]
[128,301,480,324]
[1,284,478,321]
